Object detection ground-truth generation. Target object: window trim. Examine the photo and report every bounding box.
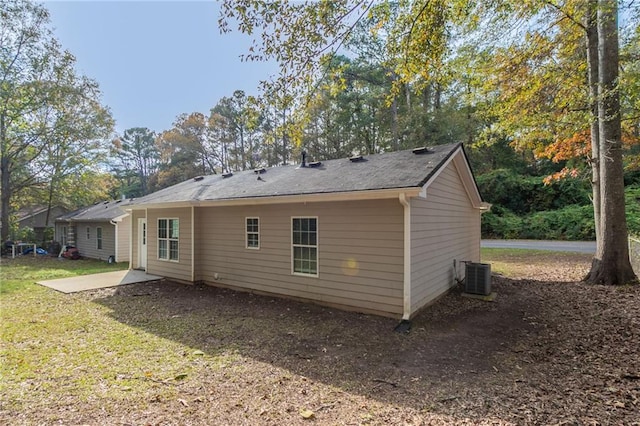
[291,216,319,277]
[86,226,91,240]
[96,226,103,250]
[245,217,260,250]
[157,217,179,262]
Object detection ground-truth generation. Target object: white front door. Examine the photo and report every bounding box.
[138,218,147,270]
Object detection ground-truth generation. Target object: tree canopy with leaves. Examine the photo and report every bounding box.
[220,0,639,284]
[0,0,114,241]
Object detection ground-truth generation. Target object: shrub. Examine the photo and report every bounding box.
[521,205,595,240]
[482,204,595,240]
[625,185,640,236]
[477,169,590,215]
[481,206,523,239]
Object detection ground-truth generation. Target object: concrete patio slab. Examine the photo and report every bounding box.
[37,270,163,294]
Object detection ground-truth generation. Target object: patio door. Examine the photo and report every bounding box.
[138,218,147,270]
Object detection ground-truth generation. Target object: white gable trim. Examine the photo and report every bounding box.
[420,147,483,208]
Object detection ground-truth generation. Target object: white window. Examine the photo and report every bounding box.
[246,217,259,249]
[96,227,103,250]
[86,226,90,240]
[158,218,179,261]
[292,217,318,276]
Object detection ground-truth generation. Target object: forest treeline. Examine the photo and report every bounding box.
[3,1,640,242]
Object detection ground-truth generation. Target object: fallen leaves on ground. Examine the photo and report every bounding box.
[1,252,639,424]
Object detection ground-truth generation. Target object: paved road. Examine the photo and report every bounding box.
[481,239,596,254]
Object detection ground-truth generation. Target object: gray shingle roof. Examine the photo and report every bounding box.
[131,142,465,206]
[57,199,134,222]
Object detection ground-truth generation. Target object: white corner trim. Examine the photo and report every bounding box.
[399,192,412,320]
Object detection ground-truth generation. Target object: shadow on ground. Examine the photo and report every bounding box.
[92,276,545,420]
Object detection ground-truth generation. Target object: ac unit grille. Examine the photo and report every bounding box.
[465,262,491,295]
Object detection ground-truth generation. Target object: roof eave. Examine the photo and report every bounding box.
[126,187,422,210]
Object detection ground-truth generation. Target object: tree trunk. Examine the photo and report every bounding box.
[585,0,637,285]
[423,84,432,113]
[282,108,287,165]
[584,0,603,280]
[1,112,11,243]
[434,83,442,110]
[391,97,399,150]
[44,174,57,244]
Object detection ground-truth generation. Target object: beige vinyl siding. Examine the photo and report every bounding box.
[410,160,481,313]
[146,208,192,281]
[194,199,404,316]
[74,221,115,261]
[115,214,131,262]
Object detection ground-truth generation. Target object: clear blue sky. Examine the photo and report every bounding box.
[45,1,277,134]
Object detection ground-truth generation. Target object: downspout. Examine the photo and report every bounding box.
[191,206,195,282]
[110,219,118,262]
[128,214,133,270]
[399,193,411,320]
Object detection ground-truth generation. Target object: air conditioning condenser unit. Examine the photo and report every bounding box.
[465,262,491,296]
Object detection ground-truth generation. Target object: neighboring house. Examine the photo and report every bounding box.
[127,143,488,319]
[8,205,69,242]
[55,199,134,262]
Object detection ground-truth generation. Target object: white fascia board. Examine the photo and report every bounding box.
[126,187,422,211]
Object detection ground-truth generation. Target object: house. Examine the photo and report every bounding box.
[127,143,488,319]
[55,199,134,262]
[6,205,69,242]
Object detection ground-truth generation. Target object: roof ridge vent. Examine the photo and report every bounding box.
[349,155,364,162]
[103,201,109,204]
[193,176,205,181]
[222,172,233,178]
[412,146,431,154]
[308,161,322,168]
[254,168,266,174]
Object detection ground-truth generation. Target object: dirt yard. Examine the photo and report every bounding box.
[2,251,639,425]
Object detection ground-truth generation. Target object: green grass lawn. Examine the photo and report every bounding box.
[1,256,129,294]
[0,256,221,420]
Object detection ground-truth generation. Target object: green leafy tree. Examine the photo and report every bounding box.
[152,113,206,190]
[0,0,114,242]
[476,1,636,283]
[219,0,637,284]
[111,127,160,197]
